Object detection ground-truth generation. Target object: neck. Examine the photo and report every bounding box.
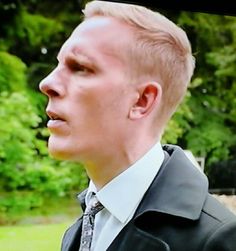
[84,136,159,190]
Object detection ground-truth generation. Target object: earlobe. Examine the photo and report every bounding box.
[129,82,161,120]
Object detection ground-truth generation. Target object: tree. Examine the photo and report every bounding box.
[174,13,236,167]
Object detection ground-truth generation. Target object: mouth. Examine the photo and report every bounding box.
[46,110,67,130]
[46,110,65,121]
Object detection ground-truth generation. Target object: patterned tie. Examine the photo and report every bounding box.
[79,194,104,251]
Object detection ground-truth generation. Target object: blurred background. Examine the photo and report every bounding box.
[0,0,236,250]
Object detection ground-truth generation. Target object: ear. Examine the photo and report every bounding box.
[129,82,162,120]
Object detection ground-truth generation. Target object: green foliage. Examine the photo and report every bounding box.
[0,1,88,217]
[169,12,236,167]
[2,4,64,51]
[0,162,87,215]
[163,91,193,144]
[0,90,87,209]
[0,192,43,215]
[15,10,63,48]
[0,88,88,214]
[0,51,27,92]
[186,112,235,164]
[0,91,41,164]
[1,1,236,218]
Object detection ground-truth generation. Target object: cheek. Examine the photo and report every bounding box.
[69,81,129,123]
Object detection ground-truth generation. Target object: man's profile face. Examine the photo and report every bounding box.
[39,16,135,162]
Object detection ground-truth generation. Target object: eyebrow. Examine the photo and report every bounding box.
[57,50,97,69]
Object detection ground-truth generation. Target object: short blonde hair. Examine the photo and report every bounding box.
[83,1,195,122]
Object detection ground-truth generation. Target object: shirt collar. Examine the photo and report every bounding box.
[85,182,97,207]
[86,141,164,224]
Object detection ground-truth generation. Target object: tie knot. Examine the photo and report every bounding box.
[85,194,104,216]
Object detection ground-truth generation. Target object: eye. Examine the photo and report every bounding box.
[69,61,84,71]
[66,58,93,74]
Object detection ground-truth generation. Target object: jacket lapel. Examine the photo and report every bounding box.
[61,218,82,251]
[61,190,87,251]
[107,219,170,251]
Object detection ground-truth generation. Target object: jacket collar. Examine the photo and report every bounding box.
[77,189,87,211]
[135,144,208,220]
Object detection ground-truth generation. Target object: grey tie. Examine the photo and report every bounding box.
[79,194,104,251]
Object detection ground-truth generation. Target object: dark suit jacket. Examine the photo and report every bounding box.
[61,145,236,251]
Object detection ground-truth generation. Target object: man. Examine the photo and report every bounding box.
[39,1,236,250]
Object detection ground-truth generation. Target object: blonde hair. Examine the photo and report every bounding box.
[83,1,195,122]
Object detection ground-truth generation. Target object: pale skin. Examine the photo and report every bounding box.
[39,16,163,190]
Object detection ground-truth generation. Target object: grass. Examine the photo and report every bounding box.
[0,222,72,251]
[0,196,82,250]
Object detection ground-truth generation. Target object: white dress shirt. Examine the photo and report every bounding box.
[84,141,164,251]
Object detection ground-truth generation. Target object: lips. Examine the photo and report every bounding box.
[46,110,67,130]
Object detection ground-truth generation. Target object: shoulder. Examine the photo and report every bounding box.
[200,194,236,251]
[203,193,236,222]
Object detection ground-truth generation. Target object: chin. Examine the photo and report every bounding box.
[47,145,69,160]
[48,138,85,162]
[48,137,73,160]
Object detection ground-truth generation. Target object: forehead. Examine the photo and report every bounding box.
[58,16,132,67]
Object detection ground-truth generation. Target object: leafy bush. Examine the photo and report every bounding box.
[0,52,88,216]
[0,192,43,215]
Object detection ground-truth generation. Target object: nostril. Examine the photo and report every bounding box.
[46,89,60,97]
[46,89,59,97]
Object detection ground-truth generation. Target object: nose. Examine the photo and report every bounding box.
[39,70,63,98]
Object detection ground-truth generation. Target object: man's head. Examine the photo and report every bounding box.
[83,1,195,124]
[39,1,194,164]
